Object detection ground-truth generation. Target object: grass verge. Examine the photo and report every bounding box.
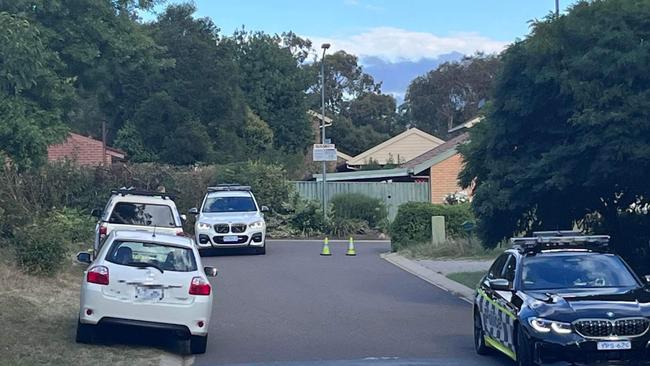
[446,271,486,289]
[398,237,503,260]
[0,247,163,366]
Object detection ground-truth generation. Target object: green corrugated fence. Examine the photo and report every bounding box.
[293,181,430,220]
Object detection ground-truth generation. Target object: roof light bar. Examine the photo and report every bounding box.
[207,184,251,192]
[512,234,610,253]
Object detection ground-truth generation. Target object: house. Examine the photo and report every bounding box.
[341,128,445,170]
[47,132,126,166]
[312,131,471,204]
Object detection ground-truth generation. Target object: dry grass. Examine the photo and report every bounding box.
[0,250,163,366]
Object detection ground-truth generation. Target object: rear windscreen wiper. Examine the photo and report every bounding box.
[129,261,164,274]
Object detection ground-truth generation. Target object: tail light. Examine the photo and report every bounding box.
[189,277,211,295]
[99,225,107,236]
[87,266,109,285]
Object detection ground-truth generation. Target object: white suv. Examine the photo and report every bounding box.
[189,185,268,255]
[92,189,186,253]
[75,230,216,354]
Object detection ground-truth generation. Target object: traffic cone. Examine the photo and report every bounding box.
[320,237,332,256]
[346,237,357,256]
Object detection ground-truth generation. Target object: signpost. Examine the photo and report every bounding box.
[313,144,337,162]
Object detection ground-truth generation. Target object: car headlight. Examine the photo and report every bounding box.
[249,221,265,229]
[528,317,572,335]
[197,222,212,230]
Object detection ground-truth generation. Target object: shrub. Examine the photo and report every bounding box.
[390,202,474,251]
[327,217,369,238]
[330,193,388,228]
[12,212,73,275]
[288,200,326,237]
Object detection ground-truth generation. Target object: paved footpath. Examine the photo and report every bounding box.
[194,241,510,366]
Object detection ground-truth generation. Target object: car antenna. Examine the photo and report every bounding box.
[153,225,157,238]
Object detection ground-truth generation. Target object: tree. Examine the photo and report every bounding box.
[228,30,313,153]
[405,53,501,139]
[0,12,72,169]
[458,0,650,270]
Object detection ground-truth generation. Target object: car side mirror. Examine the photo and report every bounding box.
[188,208,199,215]
[180,214,187,221]
[204,266,218,277]
[261,206,270,212]
[76,252,92,264]
[91,208,102,218]
[488,278,511,291]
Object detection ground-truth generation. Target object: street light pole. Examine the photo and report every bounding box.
[555,0,560,17]
[320,43,330,222]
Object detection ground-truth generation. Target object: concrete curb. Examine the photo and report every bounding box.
[381,253,475,304]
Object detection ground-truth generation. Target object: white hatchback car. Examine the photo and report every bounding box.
[76,230,216,354]
[189,185,268,255]
[92,189,186,254]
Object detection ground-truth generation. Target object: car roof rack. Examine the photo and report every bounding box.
[512,233,610,254]
[111,188,175,200]
[207,184,251,192]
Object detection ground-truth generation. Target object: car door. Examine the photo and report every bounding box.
[478,253,517,355]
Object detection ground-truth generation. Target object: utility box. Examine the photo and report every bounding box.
[431,216,446,246]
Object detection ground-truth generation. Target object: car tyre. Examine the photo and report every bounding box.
[190,334,208,354]
[516,325,537,366]
[75,319,95,344]
[473,308,489,355]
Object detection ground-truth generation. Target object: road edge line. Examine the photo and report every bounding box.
[381,252,474,304]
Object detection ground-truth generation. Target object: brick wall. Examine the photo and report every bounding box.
[47,133,113,166]
[429,153,467,204]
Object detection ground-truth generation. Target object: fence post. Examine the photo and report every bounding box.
[431,216,446,246]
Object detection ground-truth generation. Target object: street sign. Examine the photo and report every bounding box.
[313,143,337,162]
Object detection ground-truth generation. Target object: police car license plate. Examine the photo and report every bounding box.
[597,341,631,351]
[135,287,163,301]
[223,235,239,242]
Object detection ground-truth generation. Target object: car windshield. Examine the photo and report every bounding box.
[106,241,197,272]
[108,202,176,227]
[522,254,639,290]
[203,195,257,213]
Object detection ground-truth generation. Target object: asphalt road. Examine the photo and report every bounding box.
[195,240,512,366]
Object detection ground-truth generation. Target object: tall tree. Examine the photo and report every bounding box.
[0,11,72,169]
[405,53,501,139]
[459,0,650,269]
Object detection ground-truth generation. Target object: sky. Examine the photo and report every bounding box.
[144,1,575,100]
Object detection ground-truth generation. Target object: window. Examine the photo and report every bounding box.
[106,241,197,272]
[109,202,176,227]
[522,254,639,290]
[203,196,257,213]
[487,254,509,280]
[503,255,517,283]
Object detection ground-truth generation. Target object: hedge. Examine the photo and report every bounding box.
[330,192,388,228]
[390,202,474,251]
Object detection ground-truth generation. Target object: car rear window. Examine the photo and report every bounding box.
[203,196,257,212]
[108,202,176,227]
[106,241,197,272]
[522,254,639,290]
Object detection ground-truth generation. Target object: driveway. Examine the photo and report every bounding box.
[195,240,511,366]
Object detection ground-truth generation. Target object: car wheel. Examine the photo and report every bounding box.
[473,308,490,355]
[190,334,208,354]
[75,319,95,344]
[516,325,537,366]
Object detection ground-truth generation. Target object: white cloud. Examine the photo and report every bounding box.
[308,27,508,63]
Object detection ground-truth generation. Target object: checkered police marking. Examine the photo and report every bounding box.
[477,289,516,356]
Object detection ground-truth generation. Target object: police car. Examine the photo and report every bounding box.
[189,185,268,255]
[474,231,650,365]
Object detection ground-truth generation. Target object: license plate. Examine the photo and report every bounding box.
[223,235,239,242]
[597,341,631,351]
[135,287,163,301]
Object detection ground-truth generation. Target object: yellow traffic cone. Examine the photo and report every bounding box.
[346,237,357,256]
[320,237,332,256]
